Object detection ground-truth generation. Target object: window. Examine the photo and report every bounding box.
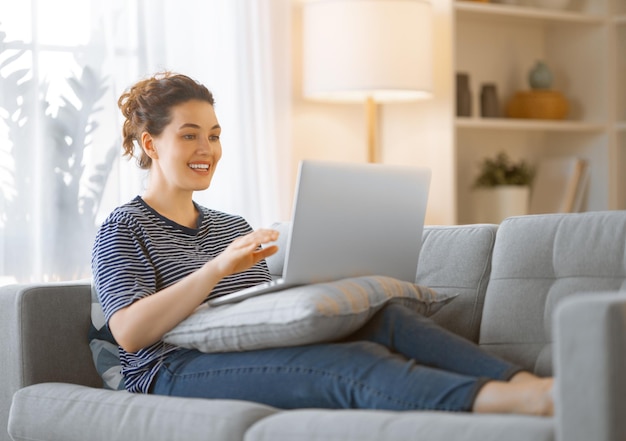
[0,1,141,283]
[0,0,290,284]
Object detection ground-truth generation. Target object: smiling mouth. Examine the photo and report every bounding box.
[188,163,210,172]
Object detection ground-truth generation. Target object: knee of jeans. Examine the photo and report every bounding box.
[379,301,430,323]
[337,340,392,359]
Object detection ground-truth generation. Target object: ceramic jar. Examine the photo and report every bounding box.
[480,83,500,118]
[528,61,553,89]
[456,73,472,117]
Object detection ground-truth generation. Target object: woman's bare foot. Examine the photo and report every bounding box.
[472,377,554,416]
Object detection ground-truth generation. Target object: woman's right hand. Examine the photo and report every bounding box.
[211,228,280,278]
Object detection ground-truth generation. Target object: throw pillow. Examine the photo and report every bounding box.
[163,275,456,353]
[89,285,125,390]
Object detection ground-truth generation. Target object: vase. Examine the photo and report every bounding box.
[528,61,553,89]
[472,186,530,224]
[480,83,499,118]
[456,72,472,117]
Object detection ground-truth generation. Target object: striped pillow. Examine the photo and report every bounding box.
[163,276,456,353]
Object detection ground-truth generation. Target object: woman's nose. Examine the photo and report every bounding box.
[197,138,212,155]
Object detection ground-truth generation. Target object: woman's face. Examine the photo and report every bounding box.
[144,99,222,195]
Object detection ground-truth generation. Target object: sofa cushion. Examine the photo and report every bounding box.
[163,275,454,353]
[479,211,626,375]
[244,408,553,441]
[8,383,278,441]
[416,224,498,343]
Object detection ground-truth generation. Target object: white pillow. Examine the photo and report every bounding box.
[163,276,456,353]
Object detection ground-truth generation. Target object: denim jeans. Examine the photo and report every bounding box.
[151,303,521,412]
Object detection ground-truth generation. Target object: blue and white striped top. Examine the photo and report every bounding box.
[91,196,272,393]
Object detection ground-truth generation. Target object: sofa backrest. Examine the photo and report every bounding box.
[267,222,498,344]
[479,211,626,376]
[415,224,498,343]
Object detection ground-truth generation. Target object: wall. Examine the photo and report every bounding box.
[289,0,456,225]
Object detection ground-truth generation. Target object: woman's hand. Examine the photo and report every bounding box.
[211,229,280,278]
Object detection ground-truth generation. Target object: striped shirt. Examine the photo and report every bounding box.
[91,196,272,393]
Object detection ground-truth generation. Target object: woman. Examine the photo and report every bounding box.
[92,72,554,415]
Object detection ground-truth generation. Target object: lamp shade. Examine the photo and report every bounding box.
[303,0,433,103]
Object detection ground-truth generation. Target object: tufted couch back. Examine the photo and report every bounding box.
[268,222,500,344]
[479,211,626,376]
[268,211,626,377]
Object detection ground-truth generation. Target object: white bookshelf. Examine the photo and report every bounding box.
[456,118,607,132]
[453,0,624,223]
[456,1,605,23]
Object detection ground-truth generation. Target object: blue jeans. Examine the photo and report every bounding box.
[151,303,521,411]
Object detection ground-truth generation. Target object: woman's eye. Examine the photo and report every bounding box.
[183,134,196,140]
[209,135,220,141]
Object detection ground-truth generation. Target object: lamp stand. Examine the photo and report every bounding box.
[366,97,378,163]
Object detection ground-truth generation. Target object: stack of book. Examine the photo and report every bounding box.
[529,157,589,214]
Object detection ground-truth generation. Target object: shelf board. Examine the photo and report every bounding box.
[456,118,607,132]
[616,122,626,132]
[454,1,606,25]
[615,15,626,25]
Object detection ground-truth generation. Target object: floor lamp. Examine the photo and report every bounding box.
[302,0,434,163]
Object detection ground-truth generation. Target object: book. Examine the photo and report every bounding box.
[529,157,588,214]
[571,161,589,212]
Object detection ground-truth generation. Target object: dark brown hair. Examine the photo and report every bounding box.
[117,72,215,169]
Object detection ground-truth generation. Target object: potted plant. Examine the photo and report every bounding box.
[472,152,534,223]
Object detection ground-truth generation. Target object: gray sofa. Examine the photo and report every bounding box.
[2,211,626,441]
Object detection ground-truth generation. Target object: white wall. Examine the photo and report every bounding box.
[289,0,456,225]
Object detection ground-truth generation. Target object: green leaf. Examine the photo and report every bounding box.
[473,152,535,188]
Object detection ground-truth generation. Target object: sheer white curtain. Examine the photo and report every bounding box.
[0,0,291,284]
[141,0,292,229]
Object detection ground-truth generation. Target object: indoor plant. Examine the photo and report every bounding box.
[472,152,534,223]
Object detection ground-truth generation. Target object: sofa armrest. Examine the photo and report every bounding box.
[0,282,101,441]
[554,291,626,441]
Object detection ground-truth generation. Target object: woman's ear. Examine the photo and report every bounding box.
[141,132,159,160]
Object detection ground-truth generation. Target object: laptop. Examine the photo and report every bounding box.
[207,160,431,306]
